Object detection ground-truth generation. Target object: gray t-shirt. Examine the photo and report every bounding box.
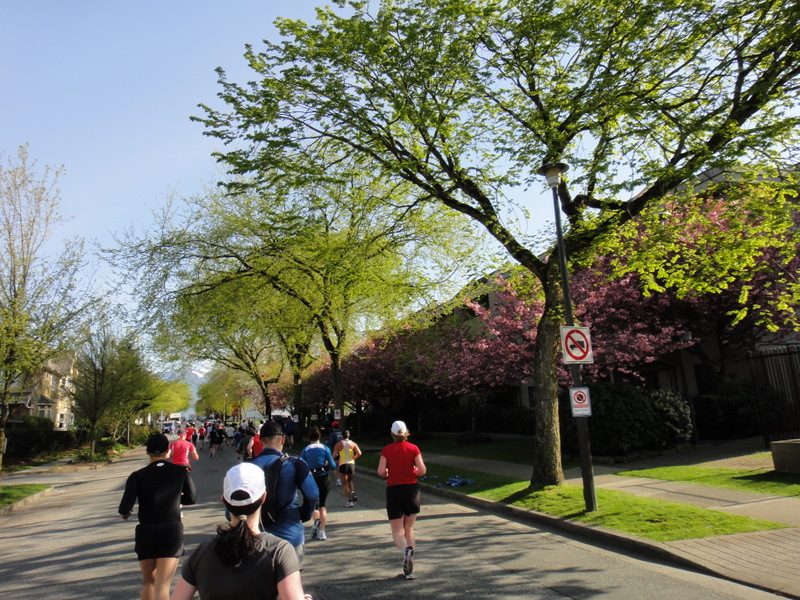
[181,532,300,599]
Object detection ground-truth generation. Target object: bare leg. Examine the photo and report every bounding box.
[153,557,179,600]
[388,514,418,550]
[342,474,353,501]
[138,559,156,600]
[402,513,417,549]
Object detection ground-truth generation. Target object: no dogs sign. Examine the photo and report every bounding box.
[570,387,592,417]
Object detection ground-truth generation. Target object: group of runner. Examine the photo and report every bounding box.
[118,418,426,599]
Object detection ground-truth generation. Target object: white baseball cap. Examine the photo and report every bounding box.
[391,420,407,435]
[223,463,266,507]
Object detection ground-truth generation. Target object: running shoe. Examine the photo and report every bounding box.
[317,530,327,540]
[345,501,354,508]
[403,546,414,578]
[309,519,321,540]
[350,490,358,503]
[336,479,342,486]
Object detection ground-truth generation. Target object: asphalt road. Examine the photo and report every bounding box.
[0,443,784,599]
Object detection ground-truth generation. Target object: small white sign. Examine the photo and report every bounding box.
[334,409,341,420]
[570,387,592,417]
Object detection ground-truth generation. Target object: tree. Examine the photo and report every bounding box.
[147,380,192,421]
[195,367,252,420]
[195,0,800,487]
[0,145,95,469]
[152,277,296,419]
[117,163,485,424]
[71,326,156,452]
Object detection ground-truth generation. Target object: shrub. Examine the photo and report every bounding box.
[693,383,761,440]
[454,431,494,445]
[5,416,78,460]
[560,381,693,457]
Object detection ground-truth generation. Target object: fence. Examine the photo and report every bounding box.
[749,344,800,442]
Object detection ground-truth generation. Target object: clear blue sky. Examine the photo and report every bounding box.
[1,1,323,254]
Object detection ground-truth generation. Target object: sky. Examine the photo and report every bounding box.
[1,1,327,281]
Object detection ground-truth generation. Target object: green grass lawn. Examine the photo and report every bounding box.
[616,462,800,497]
[0,484,49,509]
[355,443,790,542]
[413,462,788,542]
[359,433,536,465]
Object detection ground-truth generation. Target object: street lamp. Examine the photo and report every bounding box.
[538,162,598,512]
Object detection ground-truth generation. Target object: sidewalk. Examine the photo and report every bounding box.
[418,436,800,599]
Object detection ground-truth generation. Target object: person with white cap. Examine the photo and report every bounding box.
[170,462,311,600]
[377,420,427,580]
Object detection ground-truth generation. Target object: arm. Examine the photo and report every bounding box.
[325,446,336,469]
[182,473,197,506]
[378,455,388,478]
[295,460,319,522]
[414,452,426,477]
[332,441,343,463]
[352,442,362,460]
[276,571,305,600]
[190,445,200,460]
[169,577,196,600]
[118,474,137,519]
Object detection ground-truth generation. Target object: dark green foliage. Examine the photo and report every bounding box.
[5,416,78,460]
[693,383,761,440]
[421,404,536,434]
[455,431,493,445]
[560,381,693,457]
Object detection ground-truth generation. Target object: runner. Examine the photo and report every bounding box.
[378,420,427,580]
[333,430,361,508]
[118,433,196,600]
[326,421,344,487]
[169,430,199,471]
[197,425,206,450]
[300,427,337,540]
[209,424,223,458]
[170,462,310,600]
[251,420,319,566]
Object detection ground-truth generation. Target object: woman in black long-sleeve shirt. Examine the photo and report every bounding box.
[119,433,196,600]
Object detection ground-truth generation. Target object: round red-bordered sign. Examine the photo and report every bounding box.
[561,326,594,363]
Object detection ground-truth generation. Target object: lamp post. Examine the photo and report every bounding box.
[538,162,598,512]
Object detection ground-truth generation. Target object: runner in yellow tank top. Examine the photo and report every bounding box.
[333,430,362,507]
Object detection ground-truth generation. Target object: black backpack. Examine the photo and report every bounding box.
[260,453,291,526]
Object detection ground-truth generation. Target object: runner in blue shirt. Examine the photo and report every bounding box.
[300,427,337,540]
[252,420,319,567]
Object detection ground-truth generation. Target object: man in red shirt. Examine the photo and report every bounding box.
[169,431,200,471]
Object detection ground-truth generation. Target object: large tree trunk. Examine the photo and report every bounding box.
[529,275,566,489]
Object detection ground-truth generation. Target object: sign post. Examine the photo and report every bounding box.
[540,162,597,512]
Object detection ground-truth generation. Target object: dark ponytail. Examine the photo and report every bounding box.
[214,493,265,567]
[213,519,262,568]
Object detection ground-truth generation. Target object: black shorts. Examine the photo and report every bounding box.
[386,483,421,520]
[314,473,331,508]
[134,521,184,560]
[338,464,354,475]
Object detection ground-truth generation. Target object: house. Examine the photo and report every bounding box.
[6,353,77,431]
